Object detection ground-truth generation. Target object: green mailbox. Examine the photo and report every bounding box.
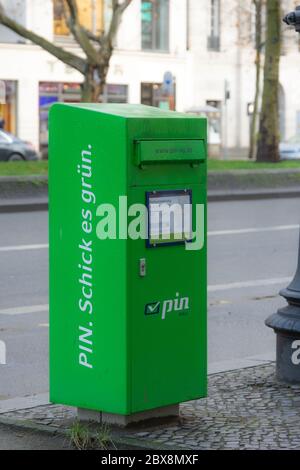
[49,103,207,420]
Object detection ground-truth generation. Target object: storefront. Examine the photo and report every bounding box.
[39,82,128,157]
[0,80,17,134]
[141,82,176,111]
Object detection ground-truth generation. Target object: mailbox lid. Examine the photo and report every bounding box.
[136,139,206,166]
[127,115,207,187]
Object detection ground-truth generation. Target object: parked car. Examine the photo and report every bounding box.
[280,134,300,160]
[0,129,38,161]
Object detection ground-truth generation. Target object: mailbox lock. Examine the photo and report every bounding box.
[139,258,147,277]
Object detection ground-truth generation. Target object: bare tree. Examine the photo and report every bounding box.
[223,0,267,159]
[256,0,281,162]
[248,0,264,159]
[0,0,132,102]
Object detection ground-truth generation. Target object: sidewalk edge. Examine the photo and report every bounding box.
[0,200,48,213]
[0,415,183,451]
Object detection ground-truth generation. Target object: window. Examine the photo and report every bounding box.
[39,82,128,155]
[206,101,221,146]
[0,80,17,135]
[54,0,104,36]
[141,0,169,51]
[141,82,175,110]
[207,0,220,51]
[102,84,128,103]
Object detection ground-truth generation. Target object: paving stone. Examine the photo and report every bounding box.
[2,363,300,450]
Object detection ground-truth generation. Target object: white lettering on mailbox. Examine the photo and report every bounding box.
[77,145,95,370]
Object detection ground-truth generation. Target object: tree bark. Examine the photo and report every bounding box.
[81,65,108,102]
[256,0,281,162]
[249,0,263,160]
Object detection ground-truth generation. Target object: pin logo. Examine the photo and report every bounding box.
[145,294,190,320]
[145,301,160,316]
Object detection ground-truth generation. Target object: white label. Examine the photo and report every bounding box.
[149,192,192,244]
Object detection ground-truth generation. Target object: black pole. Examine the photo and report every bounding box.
[265,6,300,384]
[266,232,300,383]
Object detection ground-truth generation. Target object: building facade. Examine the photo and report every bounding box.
[0,0,300,156]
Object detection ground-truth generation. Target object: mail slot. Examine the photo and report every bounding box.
[49,104,207,420]
[136,139,206,166]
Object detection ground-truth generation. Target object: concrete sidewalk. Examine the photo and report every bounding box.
[1,361,300,450]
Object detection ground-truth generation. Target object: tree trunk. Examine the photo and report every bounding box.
[249,0,262,160]
[256,0,281,162]
[80,64,108,102]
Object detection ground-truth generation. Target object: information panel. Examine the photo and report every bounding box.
[147,190,192,247]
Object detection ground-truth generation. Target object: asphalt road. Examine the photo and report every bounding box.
[0,198,299,400]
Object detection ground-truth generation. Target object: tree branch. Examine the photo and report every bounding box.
[65,0,78,21]
[0,2,86,73]
[107,0,132,47]
[82,26,103,44]
[118,0,133,14]
[64,0,100,65]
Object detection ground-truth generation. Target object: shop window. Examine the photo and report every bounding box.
[0,80,17,135]
[54,0,104,36]
[102,84,128,103]
[39,81,128,156]
[141,0,169,52]
[141,82,175,110]
[206,100,221,147]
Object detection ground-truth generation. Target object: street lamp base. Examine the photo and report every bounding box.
[266,305,300,384]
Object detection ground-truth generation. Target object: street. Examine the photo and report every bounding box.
[0,197,299,400]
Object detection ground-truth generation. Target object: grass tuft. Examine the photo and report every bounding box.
[69,420,113,450]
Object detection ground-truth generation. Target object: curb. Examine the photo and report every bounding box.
[0,415,182,451]
[1,188,300,213]
[0,198,48,213]
[0,175,48,183]
[208,187,300,202]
